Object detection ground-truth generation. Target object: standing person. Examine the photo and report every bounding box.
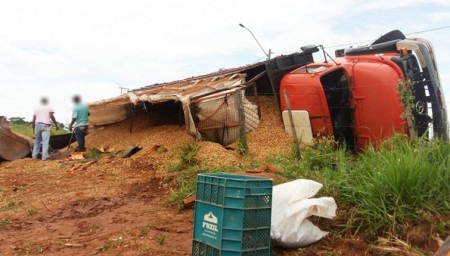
[69,95,89,152]
[32,97,59,160]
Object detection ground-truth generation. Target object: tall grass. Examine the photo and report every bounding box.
[267,135,449,236]
[268,137,352,199]
[342,136,450,236]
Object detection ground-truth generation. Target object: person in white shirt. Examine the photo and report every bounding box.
[31,97,59,160]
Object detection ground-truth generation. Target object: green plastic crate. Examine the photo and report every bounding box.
[192,173,272,256]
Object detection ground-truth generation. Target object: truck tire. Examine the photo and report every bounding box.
[372,30,406,45]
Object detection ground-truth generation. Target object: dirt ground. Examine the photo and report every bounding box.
[0,97,442,255]
[0,156,193,256]
[0,157,374,256]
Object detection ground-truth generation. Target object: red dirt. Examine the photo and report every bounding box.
[0,158,194,256]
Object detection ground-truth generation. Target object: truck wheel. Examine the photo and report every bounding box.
[372,30,406,45]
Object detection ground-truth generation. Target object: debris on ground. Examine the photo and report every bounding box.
[95,146,115,153]
[69,152,86,160]
[246,164,284,174]
[121,146,142,158]
[66,160,97,174]
[143,145,167,156]
[49,149,71,160]
[180,195,196,209]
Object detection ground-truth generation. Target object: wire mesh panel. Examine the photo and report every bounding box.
[191,90,260,146]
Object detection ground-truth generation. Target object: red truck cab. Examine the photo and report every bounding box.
[280,30,448,150]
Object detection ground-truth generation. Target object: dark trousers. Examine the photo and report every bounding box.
[74,126,88,151]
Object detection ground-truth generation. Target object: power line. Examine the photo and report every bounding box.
[405,25,450,36]
[324,25,450,49]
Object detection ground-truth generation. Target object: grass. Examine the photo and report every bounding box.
[269,135,450,237]
[0,201,23,211]
[16,243,45,255]
[84,148,108,161]
[139,224,155,237]
[96,237,123,253]
[27,208,39,216]
[157,233,166,245]
[0,218,11,227]
[369,236,427,256]
[11,123,69,138]
[169,142,200,172]
[168,142,239,202]
[341,136,450,236]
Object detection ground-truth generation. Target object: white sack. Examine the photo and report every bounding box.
[271,179,337,248]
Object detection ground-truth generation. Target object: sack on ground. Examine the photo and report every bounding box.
[271,179,337,248]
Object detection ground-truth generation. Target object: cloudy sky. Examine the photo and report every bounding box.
[0,0,449,124]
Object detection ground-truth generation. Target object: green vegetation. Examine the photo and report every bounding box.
[26,208,39,216]
[169,142,200,172]
[271,136,450,237]
[157,233,166,245]
[96,237,123,253]
[6,116,68,138]
[170,136,450,241]
[342,136,449,236]
[17,243,45,254]
[0,218,11,227]
[11,123,68,138]
[397,79,415,110]
[0,201,23,211]
[139,223,155,237]
[237,138,247,155]
[168,142,239,202]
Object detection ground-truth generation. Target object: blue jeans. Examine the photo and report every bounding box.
[32,123,51,160]
[74,126,88,151]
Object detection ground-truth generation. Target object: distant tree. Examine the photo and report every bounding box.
[9,117,26,125]
[59,123,65,129]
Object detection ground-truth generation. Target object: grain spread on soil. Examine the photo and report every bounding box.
[84,96,292,168]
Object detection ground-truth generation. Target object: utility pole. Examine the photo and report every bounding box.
[239,23,271,60]
[119,86,130,95]
[112,80,130,95]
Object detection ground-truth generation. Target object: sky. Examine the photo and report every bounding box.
[0,0,449,125]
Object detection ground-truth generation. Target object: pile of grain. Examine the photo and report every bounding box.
[196,141,240,168]
[87,114,194,154]
[84,113,194,173]
[85,97,292,171]
[246,96,293,161]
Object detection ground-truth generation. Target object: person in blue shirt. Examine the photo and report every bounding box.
[69,95,89,152]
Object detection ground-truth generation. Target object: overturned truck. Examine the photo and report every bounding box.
[90,30,448,150]
[280,30,448,150]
